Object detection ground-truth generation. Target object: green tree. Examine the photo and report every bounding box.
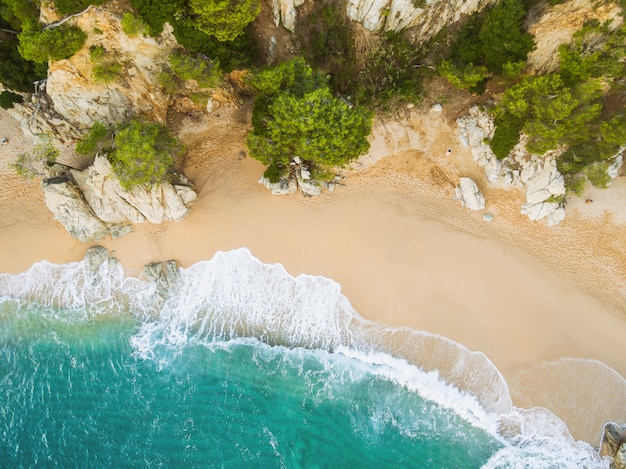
[247,58,373,176]
[110,120,185,189]
[189,0,260,42]
[438,60,489,91]
[478,0,535,74]
[17,18,86,63]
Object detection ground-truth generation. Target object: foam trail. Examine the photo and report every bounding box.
[0,248,614,466]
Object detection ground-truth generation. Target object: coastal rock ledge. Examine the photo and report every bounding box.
[43,156,197,243]
[601,422,626,469]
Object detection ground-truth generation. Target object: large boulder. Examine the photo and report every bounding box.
[601,422,626,469]
[42,173,110,243]
[454,177,485,211]
[70,155,196,225]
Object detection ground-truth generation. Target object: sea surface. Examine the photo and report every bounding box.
[0,249,608,467]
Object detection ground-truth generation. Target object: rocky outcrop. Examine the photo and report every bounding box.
[259,158,336,196]
[43,157,196,243]
[601,422,626,469]
[71,156,196,225]
[454,177,485,211]
[144,260,180,298]
[43,171,110,243]
[457,106,566,225]
[525,0,623,74]
[44,7,178,130]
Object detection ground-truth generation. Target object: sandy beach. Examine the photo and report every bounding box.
[1,105,625,445]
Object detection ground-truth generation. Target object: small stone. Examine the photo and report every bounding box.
[431,103,443,112]
[483,213,494,222]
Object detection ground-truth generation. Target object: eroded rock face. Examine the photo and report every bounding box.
[44,7,178,130]
[71,156,196,225]
[43,156,197,243]
[454,177,485,211]
[525,0,623,74]
[42,172,110,243]
[601,422,626,469]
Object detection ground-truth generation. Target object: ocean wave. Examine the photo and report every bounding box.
[0,248,613,467]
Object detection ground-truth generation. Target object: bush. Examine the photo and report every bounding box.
[121,12,147,37]
[18,19,86,63]
[490,114,524,160]
[439,61,489,92]
[110,120,185,189]
[89,45,122,83]
[585,161,611,188]
[168,50,222,88]
[75,121,111,156]
[263,162,284,183]
[0,90,23,108]
[189,0,260,42]
[10,134,58,179]
[564,173,587,196]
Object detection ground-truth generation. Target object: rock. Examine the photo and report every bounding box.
[454,177,485,211]
[608,153,624,180]
[109,224,134,239]
[42,173,110,243]
[84,245,110,273]
[600,422,626,469]
[144,260,179,298]
[456,107,501,184]
[70,156,196,225]
[431,103,443,112]
[483,213,494,222]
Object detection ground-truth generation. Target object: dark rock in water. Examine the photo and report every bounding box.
[84,246,111,272]
[144,260,179,298]
[601,422,626,469]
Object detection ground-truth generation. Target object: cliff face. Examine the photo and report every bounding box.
[525,0,623,74]
[44,6,177,130]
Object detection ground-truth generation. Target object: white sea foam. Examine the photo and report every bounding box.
[0,248,612,466]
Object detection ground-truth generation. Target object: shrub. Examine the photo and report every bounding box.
[564,173,587,196]
[490,114,524,160]
[158,72,179,94]
[189,0,260,42]
[10,134,58,179]
[263,162,284,183]
[89,45,122,83]
[121,12,146,36]
[75,121,111,156]
[168,50,222,88]
[110,120,185,189]
[585,161,611,188]
[18,19,86,63]
[439,61,489,92]
[0,90,23,109]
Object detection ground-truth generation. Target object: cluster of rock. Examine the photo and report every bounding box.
[273,0,496,43]
[456,106,566,226]
[259,157,339,196]
[43,155,197,243]
[601,422,626,469]
[84,245,180,298]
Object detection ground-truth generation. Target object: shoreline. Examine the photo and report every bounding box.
[1,107,625,444]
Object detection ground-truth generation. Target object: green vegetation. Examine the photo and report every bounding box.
[18,19,86,63]
[89,45,122,83]
[487,18,626,190]
[0,90,23,108]
[54,0,106,16]
[247,58,373,180]
[10,133,58,179]
[77,120,185,189]
[439,0,534,89]
[121,12,147,37]
[168,50,222,88]
[189,0,260,42]
[128,0,256,70]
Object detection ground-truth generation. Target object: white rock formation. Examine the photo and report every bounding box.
[457,106,567,225]
[71,155,196,224]
[43,174,110,243]
[272,0,305,31]
[454,177,485,211]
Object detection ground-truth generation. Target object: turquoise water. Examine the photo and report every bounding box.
[0,249,606,468]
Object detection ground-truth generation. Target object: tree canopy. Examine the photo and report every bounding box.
[17,18,86,64]
[189,0,260,42]
[77,120,185,189]
[247,58,373,180]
